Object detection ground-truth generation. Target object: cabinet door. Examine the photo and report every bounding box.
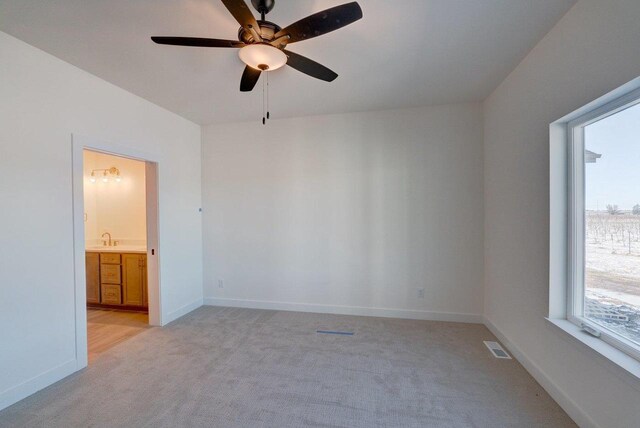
[123,254,144,306]
[86,252,100,304]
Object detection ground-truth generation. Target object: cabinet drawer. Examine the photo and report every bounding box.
[101,284,122,305]
[101,264,121,284]
[100,253,121,264]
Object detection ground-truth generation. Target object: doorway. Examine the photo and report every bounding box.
[83,150,150,362]
[72,135,161,368]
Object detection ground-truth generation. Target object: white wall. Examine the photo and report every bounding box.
[83,150,147,246]
[202,104,484,322]
[483,0,640,426]
[0,31,203,409]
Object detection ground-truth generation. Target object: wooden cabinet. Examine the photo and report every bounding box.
[86,251,147,310]
[86,252,100,304]
[143,275,148,307]
[122,254,146,307]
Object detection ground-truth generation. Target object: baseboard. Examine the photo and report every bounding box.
[0,359,78,412]
[483,317,598,428]
[0,298,204,411]
[203,297,483,324]
[163,297,203,325]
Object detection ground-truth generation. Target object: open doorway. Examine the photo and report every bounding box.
[72,135,161,368]
[83,150,150,362]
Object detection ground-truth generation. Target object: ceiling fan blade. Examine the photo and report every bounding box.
[284,50,338,82]
[240,66,261,92]
[151,37,245,48]
[221,0,261,36]
[274,2,362,44]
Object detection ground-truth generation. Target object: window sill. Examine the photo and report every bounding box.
[546,318,640,390]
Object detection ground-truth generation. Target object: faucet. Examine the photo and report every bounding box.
[101,232,112,247]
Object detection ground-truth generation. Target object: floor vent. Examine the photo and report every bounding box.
[483,341,512,359]
[316,330,354,336]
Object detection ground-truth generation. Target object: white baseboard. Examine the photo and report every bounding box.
[163,297,203,325]
[0,359,78,412]
[203,297,483,324]
[483,317,598,428]
[0,297,204,412]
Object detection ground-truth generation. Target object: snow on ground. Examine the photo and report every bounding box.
[585,214,640,343]
[587,288,640,308]
[586,243,640,281]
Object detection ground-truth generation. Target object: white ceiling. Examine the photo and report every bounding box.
[0,0,575,125]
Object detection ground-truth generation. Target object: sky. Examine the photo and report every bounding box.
[585,101,640,211]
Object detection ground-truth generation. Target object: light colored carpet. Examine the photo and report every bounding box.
[0,307,575,427]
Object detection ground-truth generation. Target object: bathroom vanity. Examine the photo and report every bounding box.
[86,248,148,311]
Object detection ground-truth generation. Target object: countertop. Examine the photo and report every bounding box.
[86,246,147,254]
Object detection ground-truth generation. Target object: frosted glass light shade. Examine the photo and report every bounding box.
[238,44,287,71]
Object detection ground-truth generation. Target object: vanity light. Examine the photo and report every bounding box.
[88,166,122,184]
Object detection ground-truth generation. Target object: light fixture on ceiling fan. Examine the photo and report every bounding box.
[237,43,287,72]
[151,0,363,124]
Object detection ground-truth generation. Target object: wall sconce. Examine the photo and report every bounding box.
[89,166,121,183]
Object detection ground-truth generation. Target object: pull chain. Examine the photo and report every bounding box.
[261,72,271,125]
[262,73,266,125]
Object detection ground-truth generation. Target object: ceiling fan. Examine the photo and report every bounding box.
[151,0,363,92]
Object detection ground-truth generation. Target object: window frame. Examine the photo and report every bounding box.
[567,86,640,363]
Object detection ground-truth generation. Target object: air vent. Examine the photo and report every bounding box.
[483,341,512,359]
[316,330,354,336]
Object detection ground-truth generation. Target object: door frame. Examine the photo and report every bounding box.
[71,134,162,369]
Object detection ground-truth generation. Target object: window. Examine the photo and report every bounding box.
[568,88,640,361]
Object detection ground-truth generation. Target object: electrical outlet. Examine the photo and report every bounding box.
[218,279,224,289]
[417,288,425,298]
